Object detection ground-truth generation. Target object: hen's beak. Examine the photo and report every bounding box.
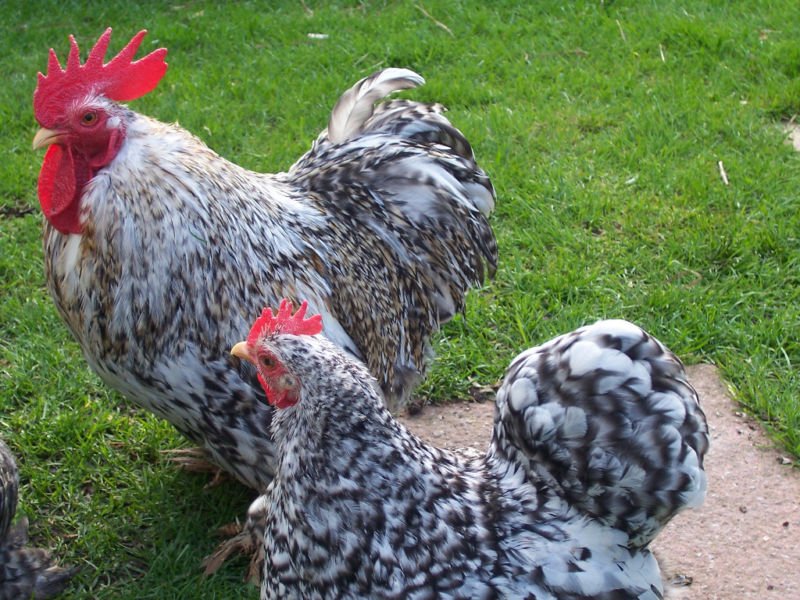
[230,342,251,363]
[33,127,67,150]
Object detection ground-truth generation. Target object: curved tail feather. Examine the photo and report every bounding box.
[326,68,425,144]
[286,69,496,410]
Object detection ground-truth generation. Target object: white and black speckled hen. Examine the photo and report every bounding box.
[1,438,75,599]
[232,301,709,599]
[30,29,495,571]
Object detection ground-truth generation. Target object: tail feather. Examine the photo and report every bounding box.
[491,320,709,548]
[363,99,475,159]
[327,68,425,144]
[286,69,496,411]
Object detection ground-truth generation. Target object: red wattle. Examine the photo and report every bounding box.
[38,144,89,234]
[258,373,297,409]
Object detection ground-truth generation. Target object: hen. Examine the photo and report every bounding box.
[232,300,709,599]
[1,438,75,599]
[31,29,495,569]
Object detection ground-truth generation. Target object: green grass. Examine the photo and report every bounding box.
[1,1,799,597]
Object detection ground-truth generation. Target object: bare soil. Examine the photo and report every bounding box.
[398,364,800,600]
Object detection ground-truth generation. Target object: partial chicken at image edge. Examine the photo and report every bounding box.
[1,438,76,600]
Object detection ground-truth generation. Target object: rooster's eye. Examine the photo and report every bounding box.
[81,112,98,126]
[260,355,276,369]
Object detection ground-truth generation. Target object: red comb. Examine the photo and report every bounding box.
[33,28,168,127]
[247,300,323,346]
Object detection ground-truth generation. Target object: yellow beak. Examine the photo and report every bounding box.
[33,127,66,150]
[230,341,251,362]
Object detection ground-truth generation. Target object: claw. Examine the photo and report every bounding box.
[161,447,229,488]
[202,520,264,584]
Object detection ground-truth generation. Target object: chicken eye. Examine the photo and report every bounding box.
[260,355,276,369]
[81,111,98,126]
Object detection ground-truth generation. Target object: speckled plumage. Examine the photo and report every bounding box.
[244,318,708,599]
[35,33,495,569]
[1,439,75,599]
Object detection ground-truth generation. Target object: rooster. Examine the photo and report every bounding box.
[31,29,495,570]
[231,300,709,599]
[1,438,75,599]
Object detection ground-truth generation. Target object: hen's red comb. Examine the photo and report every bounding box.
[33,28,168,128]
[247,300,323,346]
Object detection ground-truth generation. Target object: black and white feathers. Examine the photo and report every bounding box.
[250,318,708,599]
[491,320,709,550]
[1,438,75,599]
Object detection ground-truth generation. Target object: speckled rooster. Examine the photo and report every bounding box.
[232,301,709,599]
[31,29,495,570]
[1,438,75,599]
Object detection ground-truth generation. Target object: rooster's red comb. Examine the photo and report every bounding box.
[33,28,168,127]
[247,300,323,346]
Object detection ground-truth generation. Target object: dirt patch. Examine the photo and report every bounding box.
[399,364,800,600]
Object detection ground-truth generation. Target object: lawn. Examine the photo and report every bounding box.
[1,1,798,597]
